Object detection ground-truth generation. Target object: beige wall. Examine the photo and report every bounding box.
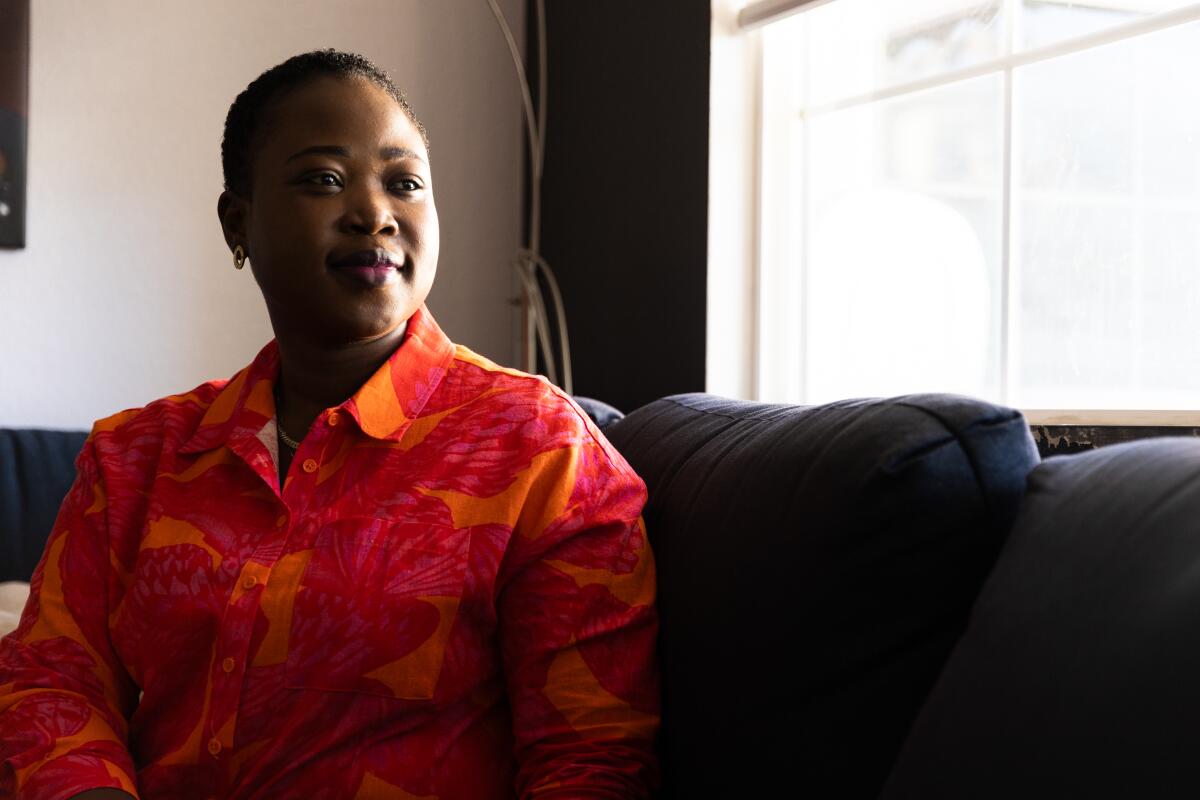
[0,0,525,428]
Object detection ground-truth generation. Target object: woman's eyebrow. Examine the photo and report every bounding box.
[285,145,348,162]
[381,146,425,163]
[284,145,425,163]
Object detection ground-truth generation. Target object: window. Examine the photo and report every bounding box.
[755,1,1200,414]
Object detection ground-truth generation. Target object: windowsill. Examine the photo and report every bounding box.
[1023,410,1200,427]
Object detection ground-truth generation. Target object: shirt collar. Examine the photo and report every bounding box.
[179,305,455,455]
[344,305,456,441]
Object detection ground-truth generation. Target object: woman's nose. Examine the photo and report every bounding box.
[342,186,398,236]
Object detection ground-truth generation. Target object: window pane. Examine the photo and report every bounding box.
[793,0,1005,108]
[1018,0,1194,52]
[1012,21,1200,408]
[758,21,807,402]
[805,77,1003,403]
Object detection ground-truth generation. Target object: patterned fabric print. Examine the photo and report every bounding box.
[0,307,659,799]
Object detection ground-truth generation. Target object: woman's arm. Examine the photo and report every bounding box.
[499,431,660,798]
[0,436,140,799]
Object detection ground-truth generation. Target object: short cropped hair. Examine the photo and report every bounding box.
[220,49,428,196]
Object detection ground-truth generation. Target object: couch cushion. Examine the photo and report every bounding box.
[604,393,1039,799]
[571,395,624,430]
[0,429,89,582]
[883,438,1200,799]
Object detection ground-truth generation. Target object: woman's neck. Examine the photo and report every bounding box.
[274,322,408,439]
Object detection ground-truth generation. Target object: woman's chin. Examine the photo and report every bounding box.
[330,307,412,347]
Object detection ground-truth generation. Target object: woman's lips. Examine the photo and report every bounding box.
[328,249,405,288]
[332,265,398,287]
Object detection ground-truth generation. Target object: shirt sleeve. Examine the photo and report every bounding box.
[498,425,660,799]
[0,435,141,799]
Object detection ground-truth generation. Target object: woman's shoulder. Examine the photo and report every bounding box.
[449,344,555,389]
[442,344,634,475]
[446,344,590,426]
[86,376,234,455]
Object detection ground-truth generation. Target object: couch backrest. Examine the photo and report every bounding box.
[604,392,1040,798]
[0,428,88,582]
[883,437,1200,798]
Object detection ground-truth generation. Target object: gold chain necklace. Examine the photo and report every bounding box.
[274,381,302,451]
[277,422,302,451]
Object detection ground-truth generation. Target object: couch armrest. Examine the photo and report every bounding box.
[605,392,1039,798]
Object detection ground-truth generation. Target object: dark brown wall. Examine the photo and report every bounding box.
[534,1,711,413]
[0,0,29,115]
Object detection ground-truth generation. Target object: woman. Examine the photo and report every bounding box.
[0,51,659,799]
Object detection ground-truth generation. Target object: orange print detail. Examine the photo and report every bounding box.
[161,447,238,484]
[453,345,536,381]
[141,516,224,570]
[316,437,355,484]
[90,408,140,433]
[215,714,237,750]
[543,647,659,743]
[229,738,270,778]
[515,447,579,538]
[11,704,129,786]
[397,388,505,452]
[528,780,565,796]
[417,446,578,537]
[250,549,313,668]
[244,376,275,417]
[85,479,107,516]
[25,534,120,692]
[102,757,139,794]
[195,368,249,428]
[546,538,656,608]
[397,403,465,452]
[354,367,411,439]
[354,771,438,800]
[362,595,460,699]
[229,563,265,606]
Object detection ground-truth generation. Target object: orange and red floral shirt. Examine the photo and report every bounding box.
[0,307,659,799]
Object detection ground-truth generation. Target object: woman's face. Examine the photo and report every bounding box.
[227,76,438,346]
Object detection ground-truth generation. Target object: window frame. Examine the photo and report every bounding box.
[743,0,1200,425]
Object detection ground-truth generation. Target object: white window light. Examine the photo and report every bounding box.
[750,0,1200,423]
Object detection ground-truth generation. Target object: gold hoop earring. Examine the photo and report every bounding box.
[233,245,247,270]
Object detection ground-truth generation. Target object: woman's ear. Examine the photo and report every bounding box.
[217,190,249,253]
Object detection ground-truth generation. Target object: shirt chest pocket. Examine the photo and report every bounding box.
[284,517,470,701]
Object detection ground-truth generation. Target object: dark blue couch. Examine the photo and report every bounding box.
[1,428,89,583]
[6,393,1197,797]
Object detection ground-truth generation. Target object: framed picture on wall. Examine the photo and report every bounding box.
[0,0,29,249]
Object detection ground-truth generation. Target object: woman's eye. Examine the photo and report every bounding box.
[304,173,341,188]
[392,178,422,192]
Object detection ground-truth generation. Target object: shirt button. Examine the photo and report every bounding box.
[242,574,258,590]
[275,514,287,528]
[207,737,222,756]
[328,412,340,426]
[302,458,318,473]
[222,657,236,673]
